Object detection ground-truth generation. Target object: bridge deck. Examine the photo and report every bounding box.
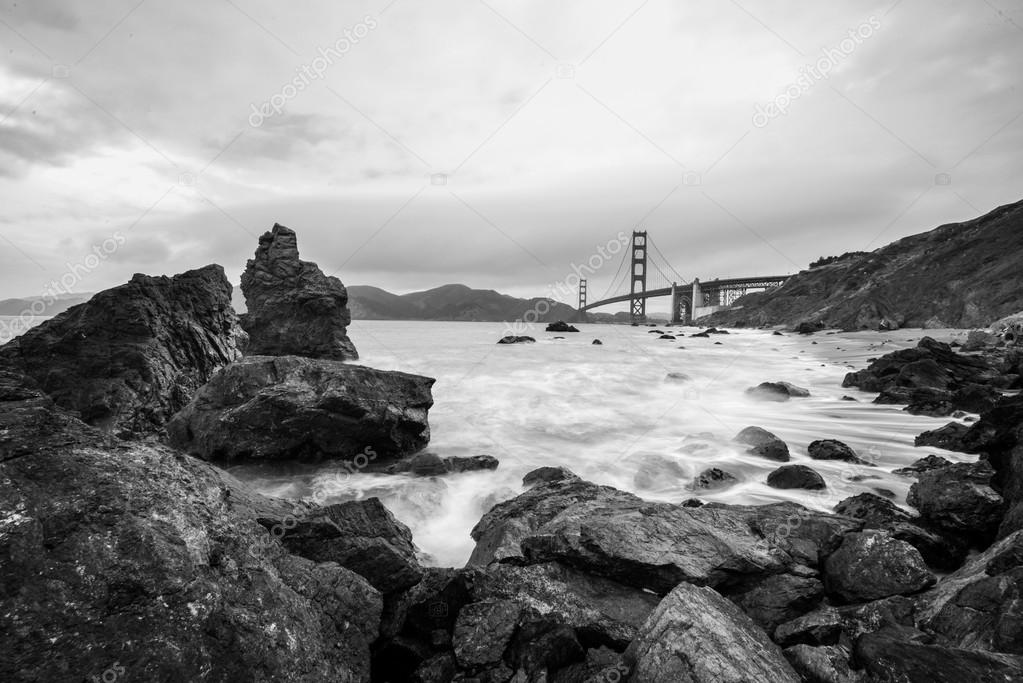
[581,275,787,312]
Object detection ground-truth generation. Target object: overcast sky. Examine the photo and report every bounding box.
[1,0,1021,309]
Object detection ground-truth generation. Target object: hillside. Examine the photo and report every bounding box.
[347,284,581,322]
[704,198,1023,330]
[0,293,93,317]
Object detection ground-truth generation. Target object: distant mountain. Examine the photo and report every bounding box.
[0,293,93,317]
[704,198,1023,330]
[347,283,581,322]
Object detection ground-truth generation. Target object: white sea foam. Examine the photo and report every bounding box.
[228,321,978,567]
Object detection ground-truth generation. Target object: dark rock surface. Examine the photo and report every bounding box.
[893,454,952,477]
[907,460,1004,544]
[0,265,243,436]
[957,395,1023,537]
[522,466,581,487]
[854,631,1023,683]
[166,355,434,464]
[808,439,873,465]
[624,582,800,682]
[915,422,972,450]
[842,337,1004,416]
[259,497,424,594]
[545,321,580,332]
[240,223,358,360]
[467,477,860,595]
[498,335,536,344]
[784,644,865,683]
[386,452,499,476]
[734,426,791,462]
[728,572,825,633]
[0,370,382,683]
[823,531,935,602]
[767,464,826,490]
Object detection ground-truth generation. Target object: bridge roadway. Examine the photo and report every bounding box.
[580,275,789,323]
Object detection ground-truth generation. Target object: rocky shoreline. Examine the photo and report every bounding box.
[2,226,1022,682]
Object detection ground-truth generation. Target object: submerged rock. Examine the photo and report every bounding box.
[497,335,536,344]
[625,582,800,682]
[0,265,243,436]
[387,452,499,476]
[545,321,579,332]
[166,355,435,464]
[734,426,791,462]
[808,439,873,465]
[746,381,811,401]
[692,467,738,490]
[767,464,826,490]
[240,223,358,360]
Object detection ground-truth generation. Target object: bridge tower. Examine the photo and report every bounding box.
[630,231,647,323]
[670,283,687,325]
[578,278,587,310]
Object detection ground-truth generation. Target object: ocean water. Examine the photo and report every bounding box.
[226,321,977,567]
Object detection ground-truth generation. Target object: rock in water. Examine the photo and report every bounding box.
[240,223,358,360]
[625,582,800,682]
[0,265,244,436]
[167,355,434,464]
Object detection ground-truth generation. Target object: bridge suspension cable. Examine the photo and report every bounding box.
[598,241,631,301]
[647,236,688,285]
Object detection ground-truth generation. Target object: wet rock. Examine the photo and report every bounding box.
[795,322,820,335]
[522,466,580,488]
[469,562,659,648]
[681,497,705,507]
[957,394,1023,537]
[546,321,580,332]
[784,644,865,683]
[692,467,738,490]
[469,477,860,593]
[854,631,1023,683]
[774,607,844,647]
[240,223,358,360]
[833,493,965,570]
[261,497,423,594]
[841,395,858,401]
[498,335,536,344]
[0,370,381,682]
[0,265,244,436]
[625,582,800,682]
[808,439,873,465]
[768,464,826,490]
[729,573,825,633]
[823,531,935,602]
[591,339,602,345]
[447,454,500,473]
[734,426,791,462]
[774,330,785,336]
[914,422,971,450]
[914,530,1023,655]
[452,599,522,668]
[892,454,952,477]
[746,381,811,401]
[388,452,499,476]
[907,460,1003,544]
[632,453,687,490]
[167,355,434,464]
[665,371,691,382]
[691,331,710,338]
[658,334,676,340]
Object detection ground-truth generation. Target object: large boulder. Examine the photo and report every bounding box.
[0,265,244,436]
[624,582,800,682]
[259,498,424,594]
[822,531,935,603]
[767,464,826,490]
[808,439,872,465]
[0,369,381,682]
[166,355,434,464]
[240,223,358,360]
[746,381,811,401]
[467,478,861,596]
[958,395,1023,537]
[907,460,1004,545]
